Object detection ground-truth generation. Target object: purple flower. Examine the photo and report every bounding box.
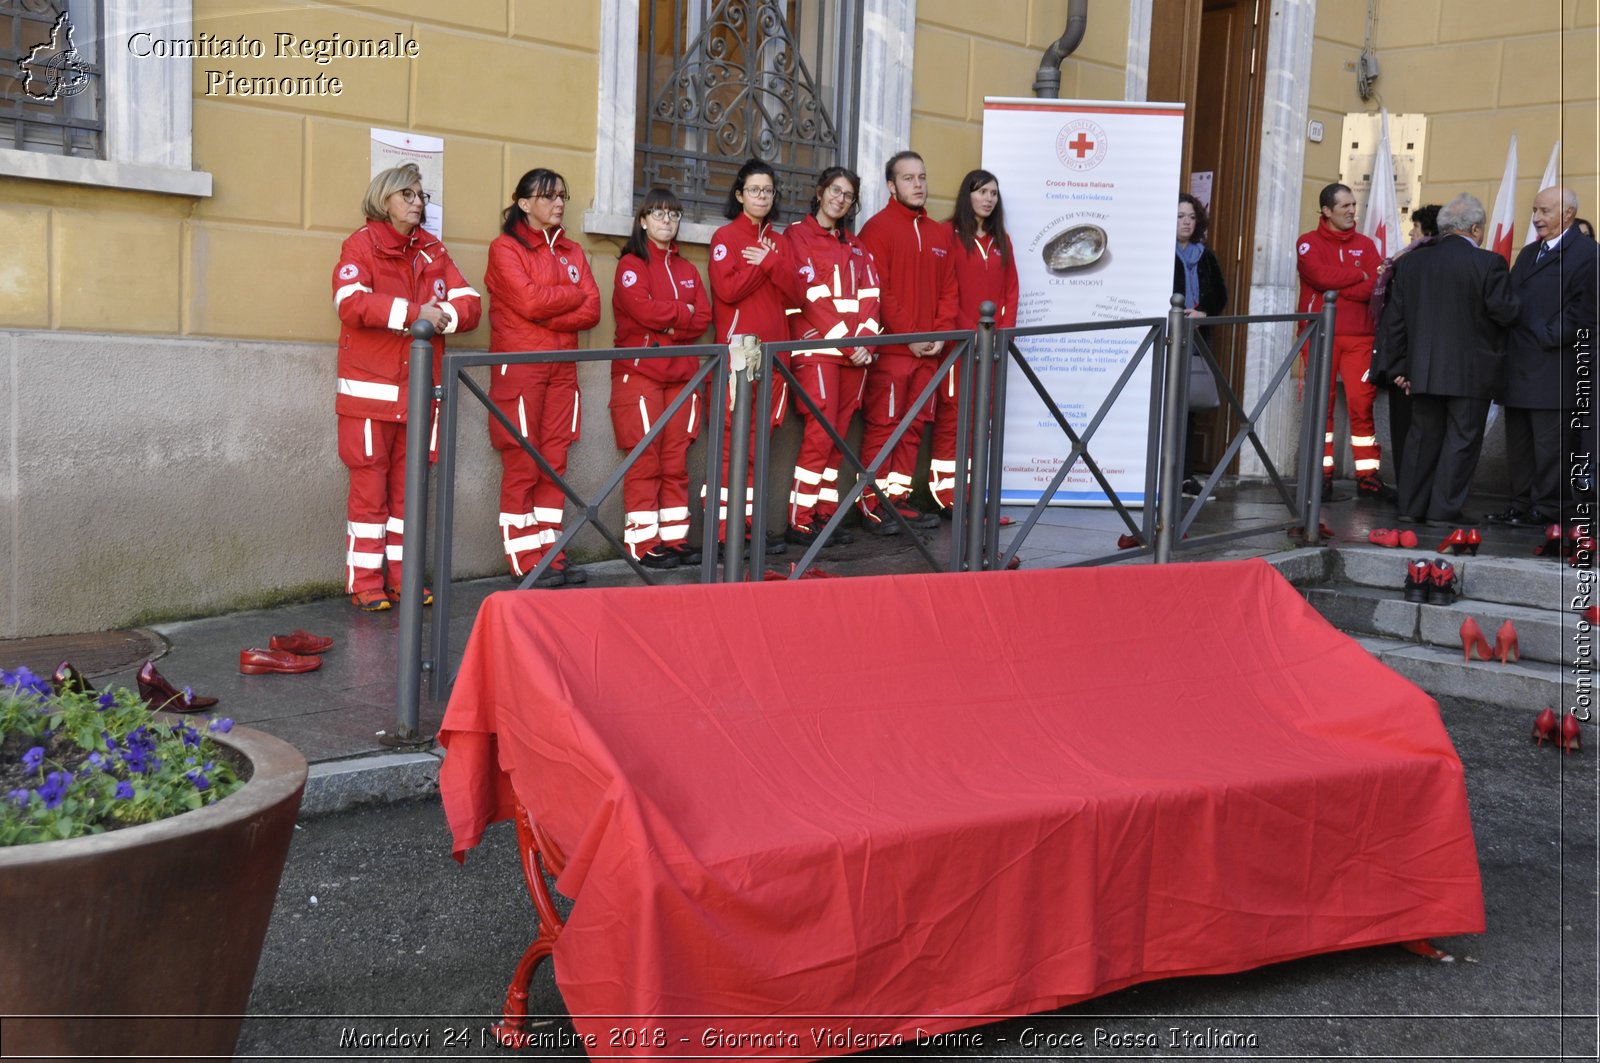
[113,781,134,800]
[37,771,70,810]
[21,746,44,772]
[5,788,29,807]
[208,717,234,734]
[87,752,105,770]
[186,770,210,792]
[2,666,52,700]
[96,691,115,711]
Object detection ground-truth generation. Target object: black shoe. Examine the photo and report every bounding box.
[785,523,819,547]
[561,565,587,585]
[638,547,680,570]
[896,503,941,530]
[1320,477,1334,502]
[1395,513,1427,525]
[824,525,854,546]
[1485,507,1527,525]
[1181,476,1203,496]
[1428,558,1457,606]
[1524,509,1556,526]
[1356,474,1397,501]
[665,543,702,565]
[860,508,903,536]
[530,565,566,588]
[759,532,788,556]
[1402,558,1431,604]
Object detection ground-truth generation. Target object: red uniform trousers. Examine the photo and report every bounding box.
[928,355,968,511]
[788,356,866,528]
[711,365,788,542]
[611,375,703,559]
[338,413,433,595]
[1322,334,1381,481]
[491,363,580,577]
[859,352,937,515]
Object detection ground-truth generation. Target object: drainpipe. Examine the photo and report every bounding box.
[1032,0,1090,99]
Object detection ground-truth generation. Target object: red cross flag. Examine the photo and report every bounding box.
[1359,109,1400,259]
[1487,133,1519,265]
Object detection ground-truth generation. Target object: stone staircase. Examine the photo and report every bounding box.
[1267,545,1582,711]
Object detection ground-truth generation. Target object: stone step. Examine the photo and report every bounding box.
[1349,634,1568,712]
[1303,583,1574,665]
[1332,545,1570,611]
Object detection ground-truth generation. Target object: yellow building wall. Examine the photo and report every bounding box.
[1305,0,1598,234]
[911,0,1132,219]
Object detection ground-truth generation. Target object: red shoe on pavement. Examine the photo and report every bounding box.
[239,649,322,675]
[269,630,335,655]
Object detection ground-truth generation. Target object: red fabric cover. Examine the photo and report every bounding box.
[439,561,1483,1057]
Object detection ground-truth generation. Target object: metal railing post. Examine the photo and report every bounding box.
[1153,295,1188,564]
[965,303,997,572]
[395,320,435,742]
[724,337,754,583]
[1302,291,1338,544]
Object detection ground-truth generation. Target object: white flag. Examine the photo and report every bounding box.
[1526,141,1561,246]
[1487,133,1519,265]
[1359,109,1400,258]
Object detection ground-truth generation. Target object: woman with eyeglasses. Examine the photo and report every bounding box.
[484,167,601,587]
[779,166,879,546]
[933,168,1019,511]
[609,189,713,569]
[332,163,480,611]
[707,157,801,558]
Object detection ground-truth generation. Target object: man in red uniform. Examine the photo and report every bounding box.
[856,150,960,532]
[1297,182,1391,500]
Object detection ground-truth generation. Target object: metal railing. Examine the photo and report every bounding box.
[390,295,1338,739]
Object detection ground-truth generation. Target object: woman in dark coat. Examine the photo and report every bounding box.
[1173,193,1227,490]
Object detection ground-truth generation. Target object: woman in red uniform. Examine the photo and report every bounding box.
[707,158,799,556]
[484,168,601,587]
[332,162,480,610]
[932,168,1019,511]
[609,189,713,568]
[781,166,879,545]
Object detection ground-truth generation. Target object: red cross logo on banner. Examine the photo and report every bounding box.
[1067,132,1095,158]
[1055,118,1109,172]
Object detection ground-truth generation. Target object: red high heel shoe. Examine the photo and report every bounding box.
[1436,528,1468,554]
[1571,535,1596,568]
[1533,708,1559,746]
[137,660,218,714]
[51,661,94,695]
[1399,529,1419,548]
[1463,528,1482,555]
[1492,619,1519,664]
[1584,604,1600,624]
[1535,523,1565,558]
[1458,617,1493,661]
[1559,713,1582,754]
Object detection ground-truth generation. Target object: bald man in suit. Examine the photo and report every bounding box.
[1487,186,1599,526]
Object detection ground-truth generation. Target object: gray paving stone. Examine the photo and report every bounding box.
[1263,546,1333,585]
[1304,585,1418,640]
[300,750,442,817]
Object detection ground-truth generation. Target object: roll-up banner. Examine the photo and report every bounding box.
[981,98,1184,505]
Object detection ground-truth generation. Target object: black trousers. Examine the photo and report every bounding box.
[1399,394,1489,523]
[1503,406,1563,517]
[1386,385,1411,484]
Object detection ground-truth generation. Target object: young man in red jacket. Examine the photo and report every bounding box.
[856,150,960,532]
[1297,182,1392,500]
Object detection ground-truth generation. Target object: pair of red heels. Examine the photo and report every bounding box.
[1533,708,1582,753]
[1368,528,1419,548]
[1536,522,1596,564]
[1459,617,1518,664]
[1436,528,1481,555]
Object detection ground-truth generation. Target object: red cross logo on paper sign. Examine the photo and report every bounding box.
[1055,119,1109,172]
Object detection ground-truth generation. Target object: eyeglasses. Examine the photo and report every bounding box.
[742,186,776,200]
[535,191,571,202]
[647,208,683,222]
[823,186,856,203]
[398,189,431,204]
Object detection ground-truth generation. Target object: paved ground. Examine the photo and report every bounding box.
[238,689,1596,1060]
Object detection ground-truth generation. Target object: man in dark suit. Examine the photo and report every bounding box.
[1374,194,1519,525]
[1487,186,1600,526]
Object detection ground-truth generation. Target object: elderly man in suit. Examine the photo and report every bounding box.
[1374,194,1519,526]
[1487,186,1600,527]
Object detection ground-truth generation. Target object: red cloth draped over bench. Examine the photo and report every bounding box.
[440,560,1483,1057]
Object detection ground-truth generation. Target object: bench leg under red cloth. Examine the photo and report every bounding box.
[494,802,569,1049]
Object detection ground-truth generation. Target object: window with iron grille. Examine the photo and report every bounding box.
[1,0,102,159]
[636,0,861,225]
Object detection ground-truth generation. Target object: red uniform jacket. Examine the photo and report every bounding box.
[1296,219,1379,336]
[611,242,713,384]
[708,214,802,343]
[485,222,602,397]
[857,197,960,357]
[781,214,881,355]
[332,220,481,421]
[949,229,1019,329]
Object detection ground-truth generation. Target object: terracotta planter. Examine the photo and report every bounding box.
[0,720,307,1063]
